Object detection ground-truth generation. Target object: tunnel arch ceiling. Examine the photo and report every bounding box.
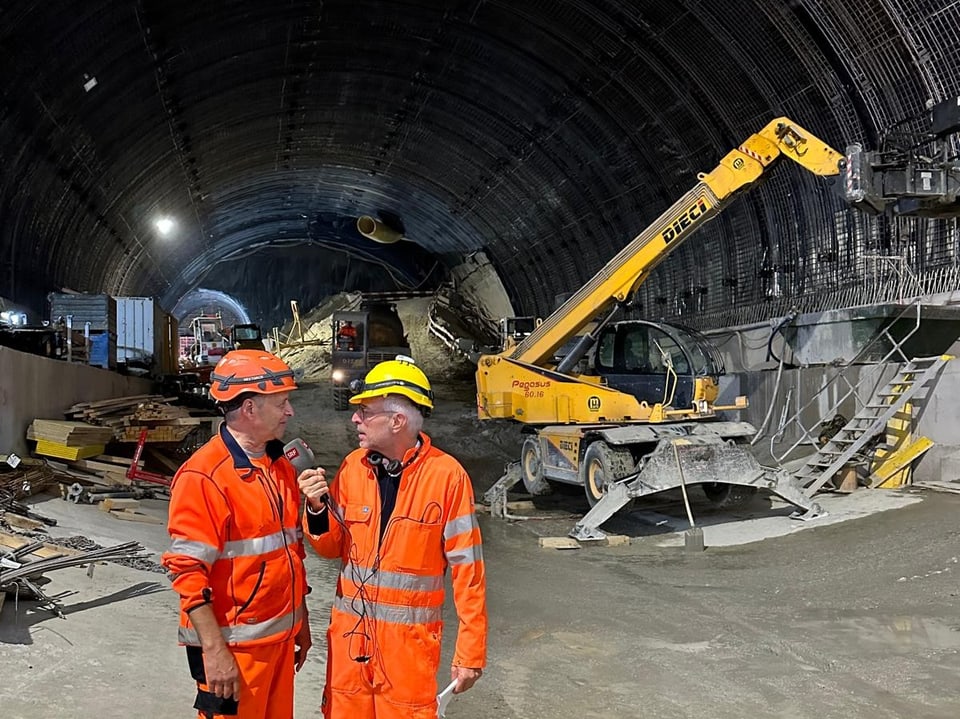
[1,1,958,331]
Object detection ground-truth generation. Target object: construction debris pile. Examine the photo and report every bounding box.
[0,487,56,530]
[276,294,342,379]
[0,531,147,617]
[0,455,56,500]
[0,395,182,618]
[6,394,216,518]
[278,293,475,383]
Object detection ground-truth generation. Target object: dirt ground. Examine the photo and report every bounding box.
[4,322,960,717]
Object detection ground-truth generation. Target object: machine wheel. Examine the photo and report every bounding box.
[701,482,757,509]
[520,438,551,496]
[333,388,349,411]
[581,442,635,507]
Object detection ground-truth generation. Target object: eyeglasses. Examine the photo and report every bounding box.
[354,405,395,422]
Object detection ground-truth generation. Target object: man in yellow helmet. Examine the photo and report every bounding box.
[162,350,312,719]
[298,355,487,719]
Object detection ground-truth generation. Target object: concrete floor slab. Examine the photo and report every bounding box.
[495,484,926,550]
[648,489,923,548]
[4,487,960,718]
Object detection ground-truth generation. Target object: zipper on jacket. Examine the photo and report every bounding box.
[257,473,280,522]
[262,462,300,639]
[236,561,266,616]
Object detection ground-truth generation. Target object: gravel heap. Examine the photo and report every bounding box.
[279,294,475,383]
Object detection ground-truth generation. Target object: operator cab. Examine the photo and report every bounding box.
[593,321,724,409]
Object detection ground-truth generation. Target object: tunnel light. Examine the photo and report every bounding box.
[1,310,27,325]
[155,217,175,236]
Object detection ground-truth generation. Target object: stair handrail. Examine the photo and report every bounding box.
[769,256,925,464]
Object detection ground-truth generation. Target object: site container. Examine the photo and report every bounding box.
[115,296,179,375]
[49,293,116,334]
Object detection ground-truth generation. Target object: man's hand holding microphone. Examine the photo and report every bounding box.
[279,438,331,673]
[299,467,329,512]
[284,438,330,512]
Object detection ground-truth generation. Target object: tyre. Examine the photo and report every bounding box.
[580,441,635,507]
[701,482,757,509]
[520,437,551,495]
[333,388,349,411]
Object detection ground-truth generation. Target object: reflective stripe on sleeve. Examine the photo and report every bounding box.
[443,513,478,541]
[341,562,443,593]
[221,528,300,558]
[333,595,442,625]
[179,604,304,646]
[168,538,219,565]
[445,544,483,565]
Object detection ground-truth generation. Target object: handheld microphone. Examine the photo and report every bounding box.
[283,437,315,473]
[283,437,329,507]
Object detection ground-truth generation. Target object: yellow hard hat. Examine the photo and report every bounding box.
[350,355,433,411]
[209,350,297,402]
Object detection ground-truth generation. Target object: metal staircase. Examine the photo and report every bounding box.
[770,257,926,468]
[793,355,951,496]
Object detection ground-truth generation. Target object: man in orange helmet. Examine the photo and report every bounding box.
[298,355,487,719]
[162,350,312,719]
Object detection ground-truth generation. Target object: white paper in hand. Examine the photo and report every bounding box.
[436,679,458,718]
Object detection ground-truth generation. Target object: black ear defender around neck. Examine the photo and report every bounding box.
[367,451,403,476]
[367,441,422,477]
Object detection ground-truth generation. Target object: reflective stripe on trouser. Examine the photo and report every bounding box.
[195,638,294,719]
[322,605,442,719]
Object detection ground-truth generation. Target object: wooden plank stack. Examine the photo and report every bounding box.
[117,425,195,442]
[63,455,138,485]
[34,440,105,461]
[28,420,115,447]
[64,394,208,443]
[19,394,205,499]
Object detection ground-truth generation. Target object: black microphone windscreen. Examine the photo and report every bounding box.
[283,438,315,473]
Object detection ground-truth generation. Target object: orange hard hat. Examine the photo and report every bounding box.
[209,350,297,403]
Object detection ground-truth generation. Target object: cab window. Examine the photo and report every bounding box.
[596,331,615,368]
[646,327,690,374]
[595,325,691,375]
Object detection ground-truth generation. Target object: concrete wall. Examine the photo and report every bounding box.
[913,356,960,482]
[0,346,153,456]
[732,352,960,483]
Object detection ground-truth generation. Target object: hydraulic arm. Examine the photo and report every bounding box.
[513,118,844,368]
[477,118,846,425]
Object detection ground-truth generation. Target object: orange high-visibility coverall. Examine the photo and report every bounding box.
[304,432,487,719]
[163,424,308,719]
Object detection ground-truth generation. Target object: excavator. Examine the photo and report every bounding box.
[476,117,862,541]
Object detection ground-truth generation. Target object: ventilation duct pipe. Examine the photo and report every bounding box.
[357,216,403,244]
